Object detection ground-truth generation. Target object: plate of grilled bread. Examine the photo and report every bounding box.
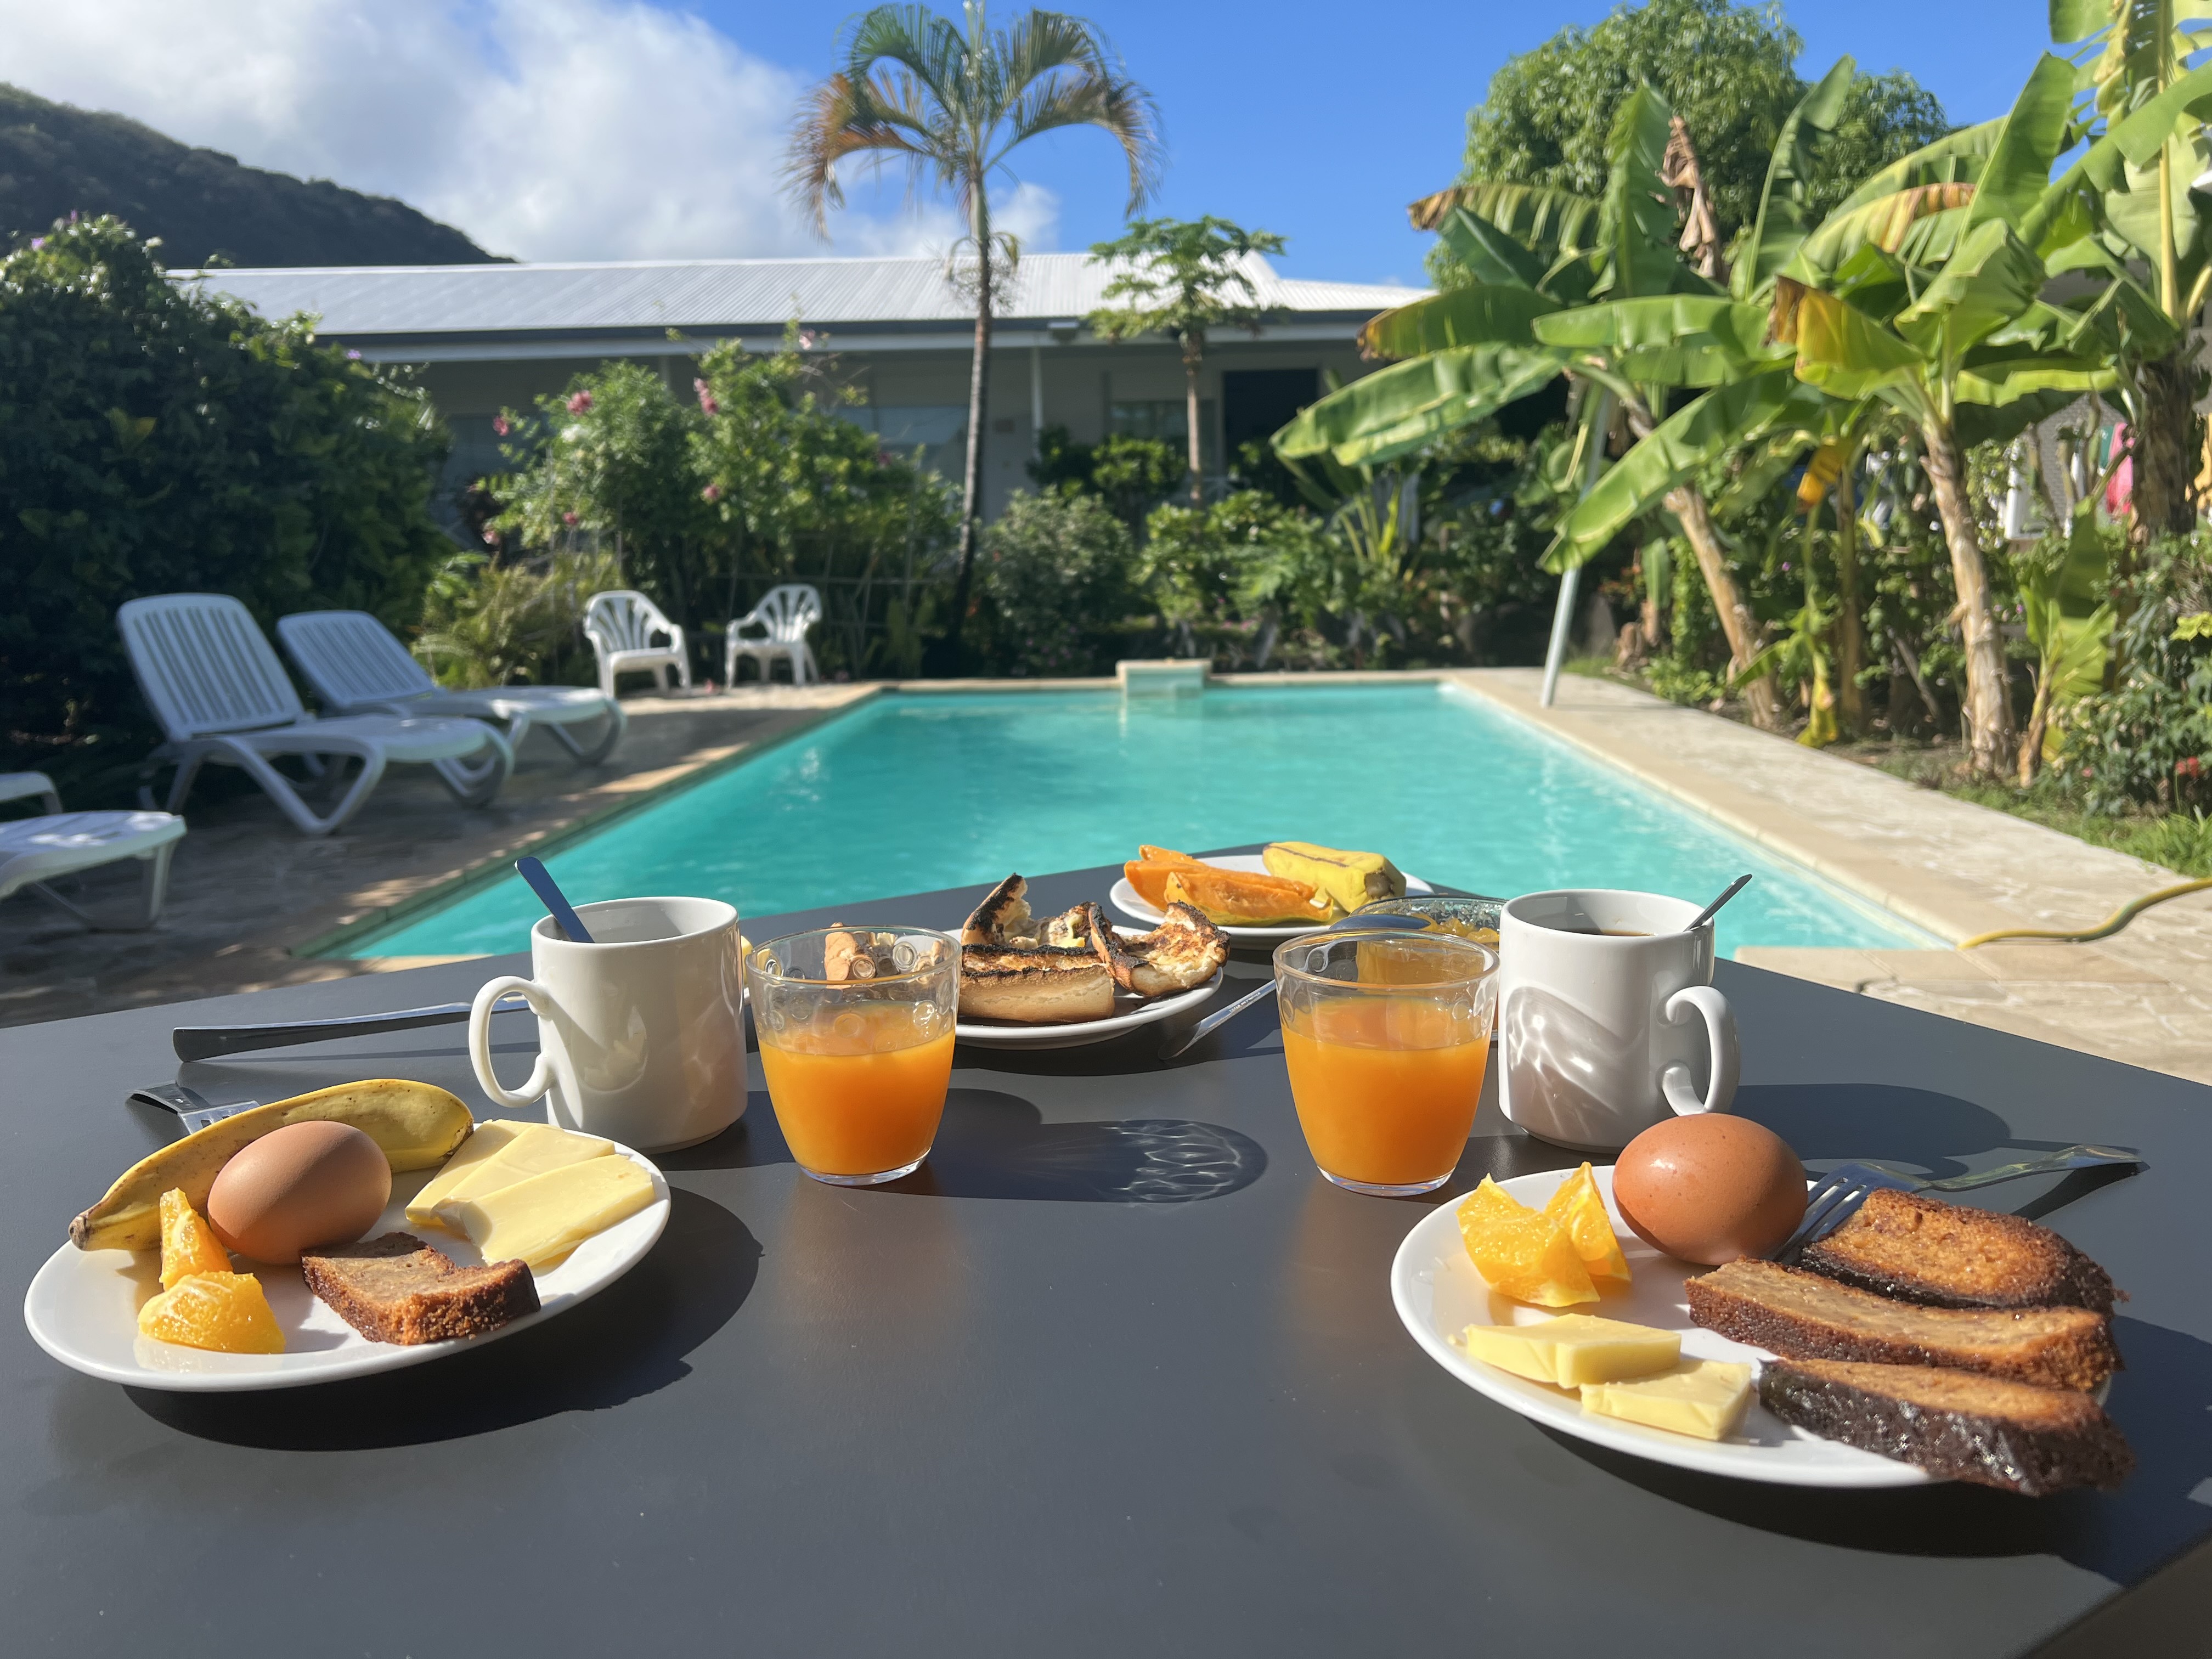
[1393,1165,2132,1492]
[1111,845,1433,943]
[956,873,1229,1048]
[27,1090,670,1391]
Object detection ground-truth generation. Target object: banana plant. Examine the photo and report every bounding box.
[1275,82,1792,726]
[2049,0,2212,538]
[2018,506,2119,782]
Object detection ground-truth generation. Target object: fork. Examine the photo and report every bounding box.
[1770,1144,2146,1262]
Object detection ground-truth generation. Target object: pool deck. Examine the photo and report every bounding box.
[10,668,2212,1085]
[1449,669,2212,1085]
[0,684,878,1028]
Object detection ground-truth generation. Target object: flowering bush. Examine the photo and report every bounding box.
[977,489,1138,675]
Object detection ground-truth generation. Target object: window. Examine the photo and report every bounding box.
[845,404,968,477]
[1110,399,1218,473]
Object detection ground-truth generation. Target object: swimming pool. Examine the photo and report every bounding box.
[335,683,1937,960]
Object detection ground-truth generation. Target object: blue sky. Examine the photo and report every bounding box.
[696,0,2045,286]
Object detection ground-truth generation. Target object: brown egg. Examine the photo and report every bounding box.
[206,1121,392,1264]
[1613,1114,1806,1266]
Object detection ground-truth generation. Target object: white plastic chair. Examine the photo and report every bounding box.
[725,584,823,686]
[0,771,184,929]
[584,591,691,698]
[277,610,626,765]
[118,595,514,838]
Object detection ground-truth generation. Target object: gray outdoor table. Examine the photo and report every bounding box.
[4,858,2208,1657]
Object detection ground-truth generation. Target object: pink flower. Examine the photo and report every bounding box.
[695,378,720,416]
[562,510,579,526]
[701,483,721,502]
[2179,756,2203,779]
[482,528,498,545]
[29,238,43,251]
[567,391,593,414]
[493,415,511,437]
[798,330,817,350]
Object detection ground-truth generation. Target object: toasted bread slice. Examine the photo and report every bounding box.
[958,945,1116,1023]
[1801,1188,2120,1313]
[1686,1259,2118,1391]
[961,873,1091,948]
[1093,901,1228,998]
[301,1232,538,1346]
[1760,1358,2134,1494]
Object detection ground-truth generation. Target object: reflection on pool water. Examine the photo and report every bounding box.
[335,683,1937,960]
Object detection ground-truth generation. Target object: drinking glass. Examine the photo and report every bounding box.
[747,926,960,1186]
[1273,928,1500,1196]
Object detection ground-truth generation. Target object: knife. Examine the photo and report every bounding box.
[171,994,531,1062]
[129,1081,261,1133]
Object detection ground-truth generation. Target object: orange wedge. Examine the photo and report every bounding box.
[157,1188,233,1289]
[137,1272,285,1355]
[1543,1163,1632,1285]
[1457,1177,1599,1307]
[1162,866,1325,927]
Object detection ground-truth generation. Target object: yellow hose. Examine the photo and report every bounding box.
[1959,877,2212,948]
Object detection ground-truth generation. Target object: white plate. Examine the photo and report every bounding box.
[1109,853,1434,944]
[1389,1165,1934,1487]
[955,970,1222,1050]
[24,1138,670,1392]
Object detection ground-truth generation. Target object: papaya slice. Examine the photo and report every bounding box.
[1163,867,1327,927]
[1126,846,1213,907]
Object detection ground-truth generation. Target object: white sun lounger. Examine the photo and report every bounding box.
[725,584,823,686]
[0,771,184,929]
[584,590,691,698]
[118,594,514,838]
[276,610,625,765]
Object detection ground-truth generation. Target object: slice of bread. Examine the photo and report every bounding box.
[958,945,1116,1023]
[1686,1259,2118,1391]
[1092,901,1228,998]
[301,1232,538,1346]
[1760,1357,2134,1494]
[1801,1188,2119,1313]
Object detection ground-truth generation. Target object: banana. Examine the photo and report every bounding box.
[70,1080,475,1252]
[1262,842,1406,917]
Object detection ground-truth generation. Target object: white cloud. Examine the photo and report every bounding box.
[0,0,1053,263]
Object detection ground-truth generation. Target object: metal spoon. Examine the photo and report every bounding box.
[516,855,594,944]
[1159,911,1432,1061]
[1686,872,1753,934]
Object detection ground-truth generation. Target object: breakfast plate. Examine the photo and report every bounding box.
[955,969,1222,1050]
[1109,854,1435,944]
[1390,1165,1932,1487]
[24,1139,670,1392]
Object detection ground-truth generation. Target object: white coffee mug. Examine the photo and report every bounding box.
[1496,888,1740,1152]
[468,895,746,1153]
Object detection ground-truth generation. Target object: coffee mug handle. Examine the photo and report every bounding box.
[470,974,559,1111]
[1659,985,1740,1115]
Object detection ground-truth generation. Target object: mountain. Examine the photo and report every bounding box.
[0,83,504,268]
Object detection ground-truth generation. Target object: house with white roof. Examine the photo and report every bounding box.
[183,252,1422,521]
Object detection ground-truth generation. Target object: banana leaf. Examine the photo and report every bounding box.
[1820,118,2007,225]
[1600,85,1706,300]
[1542,370,1827,569]
[1777,282,1924,402]
[1963,55,2081,234]
[1893,221,2046,359]
[1533,296,1786,386]
[1435,206,1548,291]
[1735,57,1858,301]
[1272,343,1564,468]
[1422,182,1602,265]
[1358,284,1562,360]
[1953,352,2121,406]
[1790,188,1975,280]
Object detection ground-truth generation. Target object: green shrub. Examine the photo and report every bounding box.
[1141,490,1330,665]
[415,547,618,690]
[2057,535,2212,814]
[977,489,1137,675]
[0,216,452,799]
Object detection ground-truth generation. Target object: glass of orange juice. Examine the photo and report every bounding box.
[747,926,960,1186]
[1273,928,1499,1196]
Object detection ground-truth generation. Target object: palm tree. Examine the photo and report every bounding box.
[1086,217,1286,505]
[786,4,1161,662]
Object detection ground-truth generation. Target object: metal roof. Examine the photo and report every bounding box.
[176,252,1422,340]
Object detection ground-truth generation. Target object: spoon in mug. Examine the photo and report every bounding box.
[516,856,596,944]
[1159,911,1432,1061]
[1686,873,1754,934]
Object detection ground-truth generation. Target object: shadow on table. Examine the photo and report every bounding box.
[665,1086,1265,1204]
[1540,1316,2212,1581]
[123,1187,758,1451]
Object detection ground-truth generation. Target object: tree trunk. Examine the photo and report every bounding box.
[1663,482,1785,731]
[944,208,994,661]
[1918,416,2015,776]
[1182,334,1205,507]
[2016,671,2053,786]
[2131,346,2199,545]
[1830,445,1867,737]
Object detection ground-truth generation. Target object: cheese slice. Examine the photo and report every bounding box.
[435,1156,656,1269]
[1456,1314,1681,1387]
[1581,1359,1754,1441]
[411,1123,613,1226]
[402,1121,535,1227]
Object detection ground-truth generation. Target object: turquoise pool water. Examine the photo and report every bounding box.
[338,684,1936,960]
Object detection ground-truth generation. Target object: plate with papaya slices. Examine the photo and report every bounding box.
[1111,848,1433,944]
